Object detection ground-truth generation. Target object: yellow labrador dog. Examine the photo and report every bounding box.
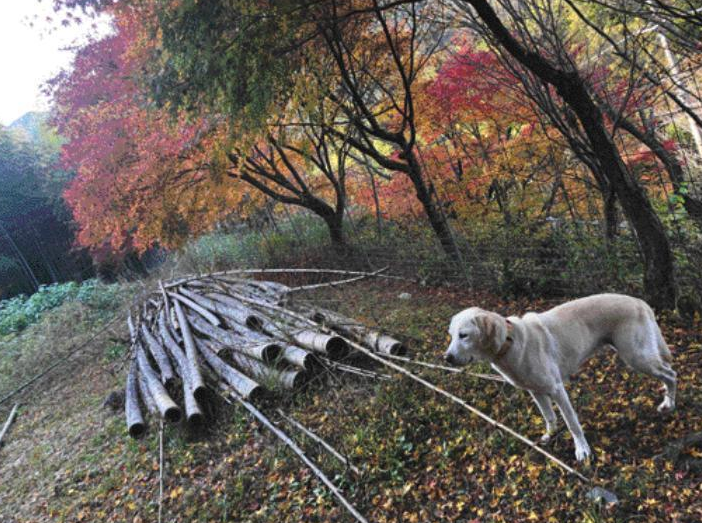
[444,293,676,462]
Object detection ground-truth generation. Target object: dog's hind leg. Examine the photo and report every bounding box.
[551,384,591,462]
[529,391,557,444]
[634,360,677,413]
[613,327,677,413]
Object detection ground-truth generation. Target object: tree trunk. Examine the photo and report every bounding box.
[404,150,462,260]
[560,80,676,308]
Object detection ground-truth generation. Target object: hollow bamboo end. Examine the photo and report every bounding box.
[247,385,265,402]
[326,337,349,360]
[389,343,408,356]
[261,343,283,363]
[164,406,183,424]
[128,422,146,439]
[246,317,264,330]
[193,386,210,404]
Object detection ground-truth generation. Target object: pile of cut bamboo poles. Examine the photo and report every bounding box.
[125,273,407,438]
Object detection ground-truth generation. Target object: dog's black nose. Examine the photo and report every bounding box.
[444,353,456,365]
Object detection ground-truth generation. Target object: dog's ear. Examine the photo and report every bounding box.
[474,312,507,352]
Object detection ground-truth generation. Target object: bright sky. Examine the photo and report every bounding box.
[0,1,112,126]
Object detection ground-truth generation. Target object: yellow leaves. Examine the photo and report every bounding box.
[169,485,184,500]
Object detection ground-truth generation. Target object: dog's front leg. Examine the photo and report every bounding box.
[551,384,591,462]
[529,391,557,444]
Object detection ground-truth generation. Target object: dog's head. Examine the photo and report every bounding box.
[444,307,510,366]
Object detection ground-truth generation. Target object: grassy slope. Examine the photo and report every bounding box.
[0,279,700,523]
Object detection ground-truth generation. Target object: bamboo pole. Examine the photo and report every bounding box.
[137,367,160,417]
[168,291,221,326]
[234,294,591,483]
[196,340,263,400]
[187,312,281,362]
[277,409,361,475]
[379,353,506,382]
[0,403,20,448]
[125,360,146,438]
[220,389,369,523]
[140,323,176,387]
[172,300,211,401]
[164,268,408,289]
[283,267,389,294]
[202,291,264,329]
[136,344,181,423]
[312,308,407,355]
[158,311,208,402]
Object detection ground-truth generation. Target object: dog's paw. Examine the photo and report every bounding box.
[539,433,552,445]
[657,398,675,413]
[575,442,592,463]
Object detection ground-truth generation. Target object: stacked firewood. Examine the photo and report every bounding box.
[125,274,407,438]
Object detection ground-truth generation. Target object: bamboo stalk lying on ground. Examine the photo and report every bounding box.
[197,341,263,400]
[0,403,20,448]
[140,323,176,387]
[125,360,146,438]
[136,344,181,423]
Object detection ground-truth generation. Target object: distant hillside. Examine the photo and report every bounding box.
[9,111,49,142]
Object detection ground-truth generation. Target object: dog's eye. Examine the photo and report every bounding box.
[458,332,468,339]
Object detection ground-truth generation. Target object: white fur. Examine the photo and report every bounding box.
[444,293,676,462]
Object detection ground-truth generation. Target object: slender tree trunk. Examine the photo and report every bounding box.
[562,82,675,308]
[404,150,462,260]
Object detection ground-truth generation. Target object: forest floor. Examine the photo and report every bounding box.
[0,277,701,523]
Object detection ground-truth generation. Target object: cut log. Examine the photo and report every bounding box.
[125,360,146,438]
[196,340,262,400]
[140,323,176,387]
[179,288,263,330]
[136,344,181,423]
[158,311,208,402]
[187,313,281,362]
